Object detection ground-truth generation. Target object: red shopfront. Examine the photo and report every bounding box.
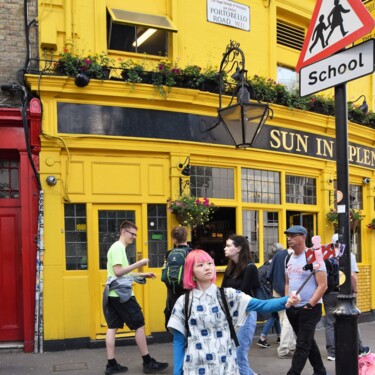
[0,98,41,352]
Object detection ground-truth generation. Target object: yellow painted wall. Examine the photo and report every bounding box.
[31,0,375,344]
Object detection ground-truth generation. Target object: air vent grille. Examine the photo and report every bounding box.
[277,20,305,51]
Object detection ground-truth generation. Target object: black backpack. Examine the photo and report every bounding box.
[285,252,339,295]
[252,261,273,321]
[324,256,340,294]
[161,246,190,293]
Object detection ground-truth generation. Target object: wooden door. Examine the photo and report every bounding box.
[92,205,144,339]
[0,207,23,341]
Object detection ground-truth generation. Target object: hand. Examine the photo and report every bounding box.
[142,272,156,279]
[285,291,300,307]
[138,258,149,267]
[288,293,301,306]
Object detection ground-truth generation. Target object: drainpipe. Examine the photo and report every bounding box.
[34,190,44,353]
[64,0,73,50]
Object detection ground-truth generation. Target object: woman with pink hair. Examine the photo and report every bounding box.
[167,250,300,375]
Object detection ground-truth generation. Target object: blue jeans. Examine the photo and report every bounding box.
[286,305,326,375]
[236,310,257,375]
[261,312,281,337]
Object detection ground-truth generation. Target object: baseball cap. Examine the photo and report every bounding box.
[284,225,307,236]
[332,233,339,244]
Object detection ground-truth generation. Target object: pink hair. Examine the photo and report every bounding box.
[183,249,217,290]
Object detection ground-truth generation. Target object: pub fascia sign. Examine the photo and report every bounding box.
[265,127,375,169]
[207,0,250,31]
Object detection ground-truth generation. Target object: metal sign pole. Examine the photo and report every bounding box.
[333,82,361,375]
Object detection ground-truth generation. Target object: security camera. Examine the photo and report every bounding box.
[46,176,57,186]
[363,177,370,185]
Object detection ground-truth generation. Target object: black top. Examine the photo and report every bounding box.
[221,263,260,297]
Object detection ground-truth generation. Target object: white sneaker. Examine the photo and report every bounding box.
[327,355,335,361]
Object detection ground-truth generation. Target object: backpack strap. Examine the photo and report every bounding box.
[184,291,192,348]
[218,288,240,347]
[285,253,291,268]
[285,251,313,272]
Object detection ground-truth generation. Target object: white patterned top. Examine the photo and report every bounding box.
[168,284,251,375]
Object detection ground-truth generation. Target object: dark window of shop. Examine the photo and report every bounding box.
[242,168,280,204]
[192,207,236,266]
[286,175,316,204]
[0,159,19,199]
[64,204,88,270]
[263,211,280,260]
[107,8,177,55]
[190,166,234,199]
[147,204,167,268]
[98,210,136,269]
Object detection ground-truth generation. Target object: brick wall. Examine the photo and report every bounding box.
[357,265,371,312]
[0,0,38,106]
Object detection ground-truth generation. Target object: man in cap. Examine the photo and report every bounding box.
[284,225,327,375]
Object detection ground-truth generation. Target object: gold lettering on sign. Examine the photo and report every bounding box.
[270,130,281,149]
[276,131,309,152]
[316,138,334,157]
[349,145,357,161]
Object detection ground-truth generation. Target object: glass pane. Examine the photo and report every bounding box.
[286,175,316,205]
[147,204,167,268]
[64,204,87,271]
[190,166,234,199]
[242,210,259,263]
[98,210,136,270]
[10,168,19,190]
[263,212,280,261]
[277,65,299,92]
[0,159,19,199]
[242,168,280,204]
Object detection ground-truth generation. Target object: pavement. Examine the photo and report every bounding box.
[1,321,375,375]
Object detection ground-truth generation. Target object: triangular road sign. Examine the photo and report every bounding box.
[296,0,375,72]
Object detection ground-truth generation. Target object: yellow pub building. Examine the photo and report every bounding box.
[23,0,375,350]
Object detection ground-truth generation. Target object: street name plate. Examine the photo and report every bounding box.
[300,39,375,97]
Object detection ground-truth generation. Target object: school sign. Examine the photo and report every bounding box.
[300,39,375,96]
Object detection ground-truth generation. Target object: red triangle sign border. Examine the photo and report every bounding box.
[296,0,375,72]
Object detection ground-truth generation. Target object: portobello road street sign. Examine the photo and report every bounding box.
[299,39,375,97]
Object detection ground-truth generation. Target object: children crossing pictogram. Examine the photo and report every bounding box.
[325,0,351,46]
[296,0,375,72]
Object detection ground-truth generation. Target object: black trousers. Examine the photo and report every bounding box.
[286,304,326,375]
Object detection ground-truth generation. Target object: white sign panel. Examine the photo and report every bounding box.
[207,0,250,31]
[300,39,375,97]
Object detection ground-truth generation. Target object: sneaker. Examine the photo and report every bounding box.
[277,336,280,344]
[278,351,294,359]
[105,363,128,375]
[359,346,371,357]
[143,358,169,374]
[257,338,271,348]
[327,355,335,361]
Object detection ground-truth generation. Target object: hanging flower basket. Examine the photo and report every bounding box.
[167,195,217,227]
[326,208,364,232]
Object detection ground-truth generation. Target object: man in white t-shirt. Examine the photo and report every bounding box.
[284,225,327,375]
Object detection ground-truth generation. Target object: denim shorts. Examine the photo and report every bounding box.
[106,296,145,330]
